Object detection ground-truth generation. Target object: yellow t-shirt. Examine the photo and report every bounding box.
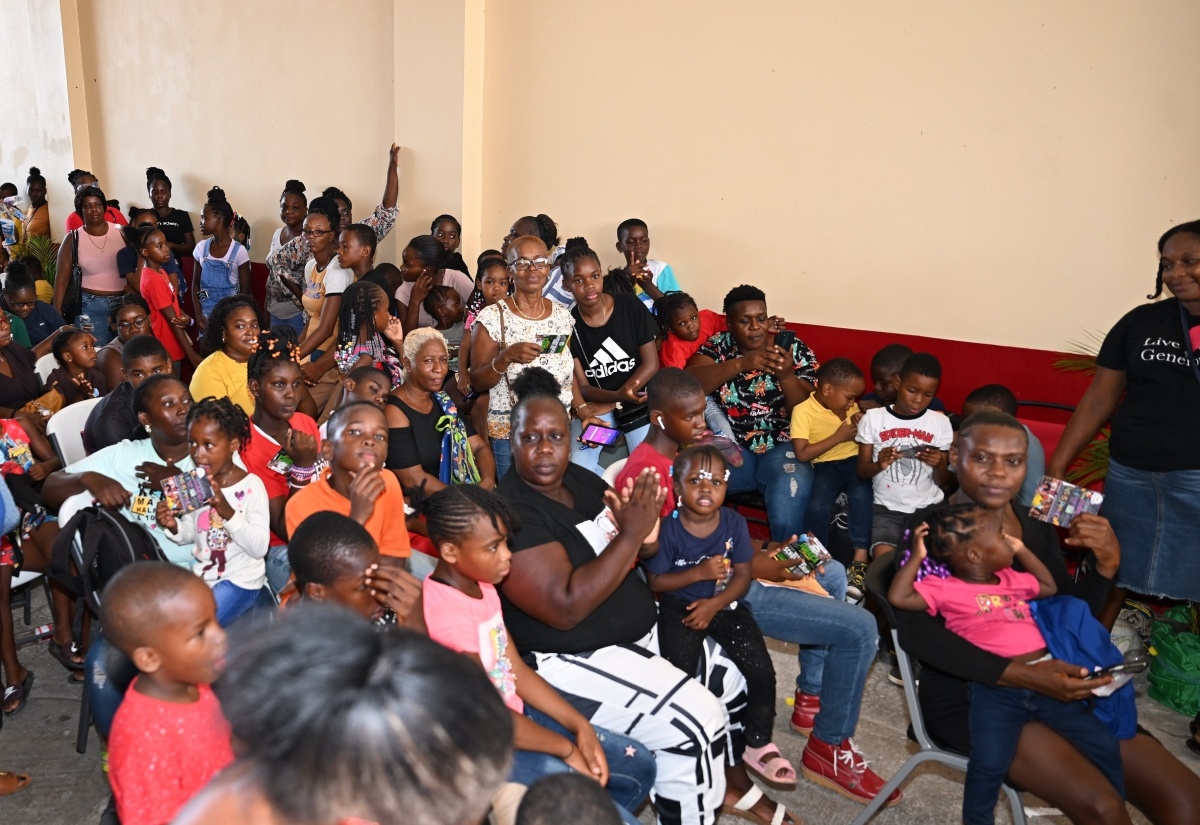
[789,395,860,463]
[190,350,254,417]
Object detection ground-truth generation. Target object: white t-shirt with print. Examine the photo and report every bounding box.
[856,406,954,513]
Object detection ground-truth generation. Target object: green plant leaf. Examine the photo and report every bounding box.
[22,235,59,285]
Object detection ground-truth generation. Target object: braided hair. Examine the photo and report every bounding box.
[106,293,150,328]
[408,484,517,548]
[557,237,600,281]
[205,186,235,226]
[121,222,160,252]
[51,327,88,368]
[603,267,636,295]
[652,291,699,337]
[187,395,252,450]
[897,502,988,581]
[337,281,386,349]
[247,325,302,385]
[1151,219,1200,299]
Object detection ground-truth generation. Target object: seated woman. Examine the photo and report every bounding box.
[95,294,152,391]
[893,411,1200,825]
[395,235,476,333]
[495,367,796,825]
[686,284,816,543]
[467,235,586,479]
[0,312,40,418]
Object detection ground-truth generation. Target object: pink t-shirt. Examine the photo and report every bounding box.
[913,567,1046,658]
[422,578,523,713]
[108,679,235,825]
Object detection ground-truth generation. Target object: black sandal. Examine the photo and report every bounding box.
[3,671,34,716]
[48,640,85,672]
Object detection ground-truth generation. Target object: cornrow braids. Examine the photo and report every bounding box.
[51,327,88,368]
[558,237,600,280]
[107,293,151,328]
[603,267,636,296]
[897,503,986,581]
[407,484,517,548]
[187,395,252,449]
[653,291,699,337]
[248,325,302,384]
[337,281,385,350]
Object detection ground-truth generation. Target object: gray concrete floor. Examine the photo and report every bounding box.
[2,584,1197,825]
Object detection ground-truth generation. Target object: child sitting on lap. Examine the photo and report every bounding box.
[644,445,797,789]
[157,397,270,627]
[102,562,233,825]
[888,504,1124,825]
[652,292,733,441]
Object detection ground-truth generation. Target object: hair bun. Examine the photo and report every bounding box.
[509,366,561,402]
[207,185,228,203]
[564,236,590,251]
[285,179,306,193]
[28,167,40,176]
[145,166,165,181]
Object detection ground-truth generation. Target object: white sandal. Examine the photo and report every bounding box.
[723,784,798,825]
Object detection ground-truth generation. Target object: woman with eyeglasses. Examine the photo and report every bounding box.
[94,294,153,391]
[395,235,475,334]
[467,235,596,479]
[295,198,353,414]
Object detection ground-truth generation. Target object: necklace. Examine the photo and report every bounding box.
[85,227,109,251]
[510,295,547,321]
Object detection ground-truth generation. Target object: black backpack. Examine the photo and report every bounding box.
[50,506,169,613]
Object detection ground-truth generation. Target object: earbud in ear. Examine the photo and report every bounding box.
[657,416,665,429]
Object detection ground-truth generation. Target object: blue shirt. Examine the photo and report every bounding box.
[8,301,66,346]
[644,508,754,603]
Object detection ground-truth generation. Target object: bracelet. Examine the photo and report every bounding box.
[289,465,318,481]
[489,357,504,376]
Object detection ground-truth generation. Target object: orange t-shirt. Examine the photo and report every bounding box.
[284,471,411,557]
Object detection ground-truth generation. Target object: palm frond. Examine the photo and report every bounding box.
[23,235,59,284]
[1052,331,1107,376]
[1065,427,1110,487]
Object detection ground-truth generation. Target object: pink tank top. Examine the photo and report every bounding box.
[75,223,126,293]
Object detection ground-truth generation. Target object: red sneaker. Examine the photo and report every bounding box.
[789,691,820,736]
[800,737,902,807]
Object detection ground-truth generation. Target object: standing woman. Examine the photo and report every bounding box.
[63,170,126,231]
[395,235,475,333]
[1048,219,1200,617]
[295,198,352,414]
[145,167,195,261]
[22,168,50,241]
[191,186,250,328]
[467,235,588,479]
[54,185,125,344]
[265,179,308,336]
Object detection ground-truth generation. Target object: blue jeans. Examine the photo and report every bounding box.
[510,706,657,825]
[745,580,876,744]
[198,286,237,320]
[805,456,873,550]
[964,682,1124,825]
[727,442,814,541]
[492,437,512,482]
[85,633,137,738]
[570,412,650,477]
[213,580,262,627]
[704,397,735,441]
[265,544,292,595]
[80,292,119,346]
[269,312,306,336]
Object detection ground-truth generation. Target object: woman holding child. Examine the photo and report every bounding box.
[894,411,1200,824]
[496,367,797,825]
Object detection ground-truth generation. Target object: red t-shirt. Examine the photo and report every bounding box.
[616,440,677,517]
[139,266,185,360]
[65,206,128,231]
[241,416,322,546]
[658,309,723,369]
[109,679,235,825]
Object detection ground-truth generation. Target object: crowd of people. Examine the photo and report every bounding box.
[0,148,1198,825]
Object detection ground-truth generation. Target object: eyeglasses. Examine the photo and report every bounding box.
[117,316,149,332]
[510,257,551,272]
[8,300,35,311]
[301,229,333,238]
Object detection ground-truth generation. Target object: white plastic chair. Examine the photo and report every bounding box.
[34,352,57,385]
[46,396,103,466]
[600,457,628,488]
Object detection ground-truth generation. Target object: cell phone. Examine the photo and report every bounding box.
[897,445,932,459]
[580,423,621,446]
[774,330,796,352]
[1083,657,1149,680]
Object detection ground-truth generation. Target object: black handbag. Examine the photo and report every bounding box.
[62,229,84,324]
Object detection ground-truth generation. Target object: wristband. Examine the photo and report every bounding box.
[289,465,317,483]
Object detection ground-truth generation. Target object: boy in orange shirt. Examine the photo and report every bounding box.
[286,401,411,561]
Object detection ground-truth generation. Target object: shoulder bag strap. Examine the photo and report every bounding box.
[1179,300,1200,386]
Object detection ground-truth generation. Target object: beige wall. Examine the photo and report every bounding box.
[481,0,1200,350]
[0,1,76,242]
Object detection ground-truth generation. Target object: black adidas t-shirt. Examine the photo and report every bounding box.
[1096,298,1200,471]
[569,293,657,393]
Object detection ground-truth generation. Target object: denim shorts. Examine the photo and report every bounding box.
[1104,457,1200,601]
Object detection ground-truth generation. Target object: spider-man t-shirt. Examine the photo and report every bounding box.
[856,405,954,513]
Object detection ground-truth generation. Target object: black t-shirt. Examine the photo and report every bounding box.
[0,343,40,410]
[154,209,193,247]
[569,293,657,393]
[1095,298,1200,471]
[83,381,139,454]
[385,394,475,477]
[497,464,658,655]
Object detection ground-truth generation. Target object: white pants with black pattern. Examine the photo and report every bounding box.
[532,628,747,825]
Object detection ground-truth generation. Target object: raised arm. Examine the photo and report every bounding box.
[887,525,931,612]
[381,144,400,211]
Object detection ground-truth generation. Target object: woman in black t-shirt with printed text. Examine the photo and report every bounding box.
[1050,220,1200,615]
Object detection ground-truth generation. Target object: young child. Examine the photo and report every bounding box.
[859,343,946,412]
[424,284,465,372]
[45,327,107,405]
[232,215,251,253]
[417,484,655,825]
[157,397,270,627]
[856,353,954,561]
[615,219,681,311]
[516,774,623,825]
[336,222,377,280]
[285,400,412,561]
[134,224,201,369]
[643,445,796,788]
[458,255,510,400]
[102,562,234,825]
[318,365,390,440]
[791,358,873,600]
[333,281,405,390]
[961,384,1045,508]
[888,504,1124,825]
[192,186,250,324]
[651,291,734,441]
